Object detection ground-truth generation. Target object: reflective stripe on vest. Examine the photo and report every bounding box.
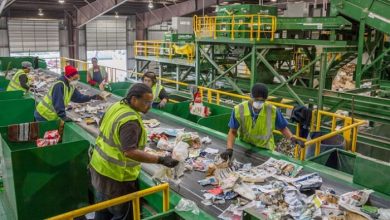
[94,144,140,167]
[90,102,147,182]
[36,81,74,121]
[238,104,273,140]
[6,70,28,92]
[97,112,136,148]
[235,101,276,149]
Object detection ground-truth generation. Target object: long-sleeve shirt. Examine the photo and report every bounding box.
[18,74,30,91]
[52,76,93,119]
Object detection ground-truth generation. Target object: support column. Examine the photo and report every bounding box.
[355,21,366,88]
[250,45,257,88]
[318,53,328,110]
[176,65,180,91]
[195,43,200,85]
[210,45,215,88]
[158,63,162,85]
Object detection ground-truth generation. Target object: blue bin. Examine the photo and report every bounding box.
[306,131,346,159]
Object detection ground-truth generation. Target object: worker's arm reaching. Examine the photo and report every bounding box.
[157,88,169,108]
[120,121,179,168]
[18,74,30,91]
[221,128,237,160]
[71,88,99,103]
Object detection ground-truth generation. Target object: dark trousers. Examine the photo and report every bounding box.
[93,181,139,220]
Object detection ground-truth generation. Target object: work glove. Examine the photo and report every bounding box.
[61,116,73,122]
[88,80,97,86]
[158,156,179,168]
[290,136,304,147]
[220,148,233,161]
[29,87,37,93]
[91,94,104,101]
[158,99,167,108]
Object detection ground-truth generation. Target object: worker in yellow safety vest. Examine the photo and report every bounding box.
[142,71,169,108]
[34,65,102,122]
[221,83,296,160]
[89,83,179,219]
[6,61,34,92]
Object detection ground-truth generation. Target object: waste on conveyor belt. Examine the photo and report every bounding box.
[145,123,389,220]
[26,70,390,220]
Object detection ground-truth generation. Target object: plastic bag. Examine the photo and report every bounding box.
[175,198,200,215]
[152,165,173,181]
[172,141,189,162]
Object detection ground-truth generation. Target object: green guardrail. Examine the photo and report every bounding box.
[0,120,90,220]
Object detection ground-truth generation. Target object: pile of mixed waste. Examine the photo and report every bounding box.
[145,122,389,220]
[332,64,356,91]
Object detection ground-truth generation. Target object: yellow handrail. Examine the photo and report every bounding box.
[47,183,170,220]
[193,14,277,41]
[134,40,194,61]
[60,57,365,161]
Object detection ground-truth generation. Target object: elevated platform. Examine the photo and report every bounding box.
[135,56,195,67]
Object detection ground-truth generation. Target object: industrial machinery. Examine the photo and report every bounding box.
[134,0,390,163]
[1,68,390,219]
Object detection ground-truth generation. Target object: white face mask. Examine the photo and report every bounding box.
[69,80,79,86]
[252,101,264,110]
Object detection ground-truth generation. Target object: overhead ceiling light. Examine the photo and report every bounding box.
[58,0,65,3]
[38,8,44,16]
[148,1,154,9]
[271,0,277,2]
[115,11,119,18]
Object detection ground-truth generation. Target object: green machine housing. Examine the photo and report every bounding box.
[215,4,277,39]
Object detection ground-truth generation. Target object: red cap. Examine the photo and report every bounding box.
[64,65,78,78]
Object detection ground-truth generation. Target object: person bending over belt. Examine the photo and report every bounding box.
[221,83,296,160]
[34,65,102,122]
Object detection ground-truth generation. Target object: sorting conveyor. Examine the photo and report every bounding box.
[31,72,390,218]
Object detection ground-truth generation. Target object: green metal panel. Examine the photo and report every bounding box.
[216,4,277,16]
[160,101,231,124]
[198,113,231,134]
[109,81,132,92]
[164,33,194,43]
[0,98,35,127]
[277,16,352,30]
[0,78,9,91]
[0,57,47,71]
[309,149,356,175]
[112,89,129,97]
[0,121,90,220]
[353,154,390,196]
[78,70,88,84]
[331,0,390,35]
[0,91,24,100]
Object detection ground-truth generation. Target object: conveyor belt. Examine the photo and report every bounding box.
[140,112,390,217]
[33,73,390,217]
